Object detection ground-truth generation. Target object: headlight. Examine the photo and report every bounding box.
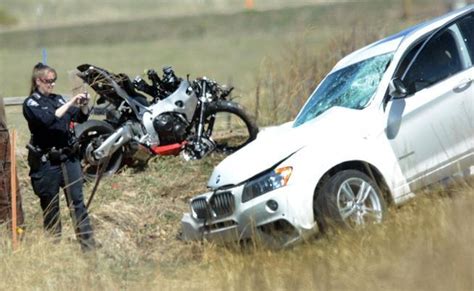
[242,166,292,203]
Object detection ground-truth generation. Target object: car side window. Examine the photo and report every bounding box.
[394,41,423,81]
[402,27,463,94]
[456,13,474,63]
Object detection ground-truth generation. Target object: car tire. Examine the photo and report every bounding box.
[314,169,386,232]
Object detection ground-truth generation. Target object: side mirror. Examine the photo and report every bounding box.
[388,78,408,99]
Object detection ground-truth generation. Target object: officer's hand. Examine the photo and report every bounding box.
[56,93,89,118]
[73,92,90,106]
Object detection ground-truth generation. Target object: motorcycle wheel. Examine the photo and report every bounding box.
[74,120,124,181]
[204,100,258,153]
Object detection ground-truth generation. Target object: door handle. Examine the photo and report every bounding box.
[453,78,472,92]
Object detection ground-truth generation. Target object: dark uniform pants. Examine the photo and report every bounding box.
[30,156,95,250]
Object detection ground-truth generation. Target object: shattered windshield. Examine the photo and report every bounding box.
[293,53,393,127]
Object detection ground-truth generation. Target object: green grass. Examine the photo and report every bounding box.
[1,0,340,28]
[0,36,286,100]
[0,4,338,99]
[0,0,442,98]
[0,3,339,48]
[0,7,17,26]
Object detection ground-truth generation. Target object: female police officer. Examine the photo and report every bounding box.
[23,63,95,251]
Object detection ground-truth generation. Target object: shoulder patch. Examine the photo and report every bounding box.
[27,99,40,107]
[32,92,41,100]
[58,98,66,105]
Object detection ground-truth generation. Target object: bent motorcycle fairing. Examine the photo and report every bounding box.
[74,64,258,179]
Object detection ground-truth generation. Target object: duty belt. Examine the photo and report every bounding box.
[27,144,78,163]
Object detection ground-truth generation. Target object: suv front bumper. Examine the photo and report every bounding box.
[181,184,318,246]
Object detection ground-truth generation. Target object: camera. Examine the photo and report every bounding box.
[78,92,89,105]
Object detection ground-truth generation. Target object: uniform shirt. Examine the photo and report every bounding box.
[23,91,88,150]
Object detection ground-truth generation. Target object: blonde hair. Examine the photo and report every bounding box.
[29,63,57,95]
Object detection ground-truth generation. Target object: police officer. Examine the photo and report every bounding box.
[23,63,95,251]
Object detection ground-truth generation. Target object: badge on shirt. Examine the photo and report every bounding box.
[27,99,39,107]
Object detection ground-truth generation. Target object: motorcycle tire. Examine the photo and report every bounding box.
[204,100,258,154]
[74,119,124,181]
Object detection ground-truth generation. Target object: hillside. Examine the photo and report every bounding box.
[0,0,442,98]
[0,0,345,28]
[1,1,472,290]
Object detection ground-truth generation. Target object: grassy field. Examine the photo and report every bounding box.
[0,0,443,99]
[1,1,473,290]
[1,0,351,28]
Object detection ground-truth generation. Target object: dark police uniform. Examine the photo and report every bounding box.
[23,90,95,250]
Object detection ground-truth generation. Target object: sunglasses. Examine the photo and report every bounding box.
[40,78,57,84]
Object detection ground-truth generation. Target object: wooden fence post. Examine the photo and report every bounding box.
[10,129,18,251]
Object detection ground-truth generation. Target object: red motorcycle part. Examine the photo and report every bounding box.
[150,142,186,156]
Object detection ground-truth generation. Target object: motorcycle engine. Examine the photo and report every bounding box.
[153,113,189,145]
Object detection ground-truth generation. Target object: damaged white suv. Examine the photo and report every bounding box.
[181,6,474,246]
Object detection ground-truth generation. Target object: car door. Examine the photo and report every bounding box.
[456,12,474,174]
[385,19,473,190]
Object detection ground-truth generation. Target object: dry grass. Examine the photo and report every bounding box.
[2,106,473,291]
[1,179,472,290]
[253,23,394,126]
[1,1,472,290]
[146,180,474,291]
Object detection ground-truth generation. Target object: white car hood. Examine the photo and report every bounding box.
[208,106,375,188]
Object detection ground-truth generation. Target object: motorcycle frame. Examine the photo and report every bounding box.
[81,67,149,161]
[81,66,204,162]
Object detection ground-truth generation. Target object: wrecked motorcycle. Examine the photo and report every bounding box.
[74,64,258,179]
